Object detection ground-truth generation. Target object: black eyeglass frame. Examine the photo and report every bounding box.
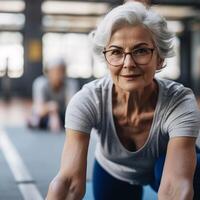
[103,48,155,67]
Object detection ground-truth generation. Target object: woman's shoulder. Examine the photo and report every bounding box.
[156,77,194,98]
[83,75,112,91]
[34,75,47,84]
[33,76,48,91]
[70,75,112,103]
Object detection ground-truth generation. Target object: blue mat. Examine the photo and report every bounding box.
[84,182,157,200]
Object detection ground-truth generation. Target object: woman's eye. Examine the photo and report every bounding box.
[133,48,149,55]
[111,50,122,55]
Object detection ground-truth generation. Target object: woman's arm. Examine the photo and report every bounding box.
[46,129,90,200]
[158,137,196,200]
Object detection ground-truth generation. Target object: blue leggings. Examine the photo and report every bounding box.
[92,151,200,200]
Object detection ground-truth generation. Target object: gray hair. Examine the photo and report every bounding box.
[89,2,175,61]
[43,58,66,75]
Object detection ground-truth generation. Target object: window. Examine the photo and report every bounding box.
[156,21,181,80]
[43,33,108,78]
[0,0,25,13]
[0,32,24,78]
[43,33,92,78]
[0,0,25,78]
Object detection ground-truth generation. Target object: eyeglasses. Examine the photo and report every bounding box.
[103,47,155,67]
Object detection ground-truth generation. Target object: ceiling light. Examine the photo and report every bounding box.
[0,0,25,12]
[42,1,110,15]
[152,5,200,19]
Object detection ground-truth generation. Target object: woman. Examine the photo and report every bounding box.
[46,2,200,200]
[28,58,78,132]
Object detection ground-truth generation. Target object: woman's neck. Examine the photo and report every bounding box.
[113,80,158,115]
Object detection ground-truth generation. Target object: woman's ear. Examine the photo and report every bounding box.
[156,57,164,70]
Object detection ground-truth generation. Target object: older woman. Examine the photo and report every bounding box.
[46,2,200,200]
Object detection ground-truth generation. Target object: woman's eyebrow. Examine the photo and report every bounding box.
[108,43,151,50]
[107,45,123,49]
[132,43,149,49]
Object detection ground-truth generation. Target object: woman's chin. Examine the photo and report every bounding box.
[118,84,142,93]
[117,79,142,91]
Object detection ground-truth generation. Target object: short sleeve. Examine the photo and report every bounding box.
[163,88,200,138]
[65,86,100,134]
[65,78,79,104]
[32,77,46,103]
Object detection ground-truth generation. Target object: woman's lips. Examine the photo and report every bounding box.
[121,74,141,78]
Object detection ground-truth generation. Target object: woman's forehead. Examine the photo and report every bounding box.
[107,26,154,47]
[108,25,154,47]
[110,25,152,41]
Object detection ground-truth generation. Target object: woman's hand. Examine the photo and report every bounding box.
[46,174,69,200]
[46,129,90,200]
[158,137,196,200]
[46,173,86,200]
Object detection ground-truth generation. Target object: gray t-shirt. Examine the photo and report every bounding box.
[65,75,200,185]
[33,76,78,113]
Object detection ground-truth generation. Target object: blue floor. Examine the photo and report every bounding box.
[84,182,157,200]
[2,126,158,199]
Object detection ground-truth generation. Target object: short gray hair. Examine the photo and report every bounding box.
[43,57,66,75]
[89,2,175,61]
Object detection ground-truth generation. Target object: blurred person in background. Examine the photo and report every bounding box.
[28,58,78,132]
[47,2,200,200]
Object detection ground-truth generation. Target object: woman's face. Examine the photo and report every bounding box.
[105,25,163,92]
[47,66,65,89]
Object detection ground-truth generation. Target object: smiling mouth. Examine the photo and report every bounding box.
[121,74,141,78]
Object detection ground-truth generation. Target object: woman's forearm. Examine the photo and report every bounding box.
[46,174,85,200]
[158,180,194,200]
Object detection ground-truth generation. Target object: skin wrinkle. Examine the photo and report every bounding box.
[107,25,163,151]
[108,26,159,99]
[112,83,156,129]
[108,26,160,89]
[46,2,197,200]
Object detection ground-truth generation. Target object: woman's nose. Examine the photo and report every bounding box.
[123,53,136,68]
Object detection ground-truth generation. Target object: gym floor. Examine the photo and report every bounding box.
[0,98,199,200]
